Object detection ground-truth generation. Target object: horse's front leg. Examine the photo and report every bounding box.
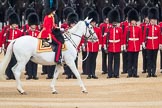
[12,63,27,95]
[67,61,88,93]
[50,65,60,94]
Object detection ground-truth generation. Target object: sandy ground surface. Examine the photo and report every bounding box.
[0,51,162,108]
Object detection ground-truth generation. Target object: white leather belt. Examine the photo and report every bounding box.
[129,38,139,41]
[7,40,12,42]
[147,36,158,39]
[109,40,120,43]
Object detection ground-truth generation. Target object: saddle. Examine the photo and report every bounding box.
[37,39,67,53]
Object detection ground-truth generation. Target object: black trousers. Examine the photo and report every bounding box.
[122,51,128,73]
[142,48,147,72]
[127,52,139,76]
[108,52,120,77]
[64,56,78,76]
[42,65,55,78]
[86,52,98,77]
[5,55,16,79]
[82,51,88,75]
[147,49,158,75]
[101,48,108,73]
[160,50,162,69]
[26,60,38,78]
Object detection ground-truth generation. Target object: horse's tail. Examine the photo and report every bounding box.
[0,41,15,80]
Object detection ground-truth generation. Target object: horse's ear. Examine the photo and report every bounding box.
[87,18,92,23]
[84,17,89,21]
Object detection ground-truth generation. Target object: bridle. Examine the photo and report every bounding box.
[64,21,97,49]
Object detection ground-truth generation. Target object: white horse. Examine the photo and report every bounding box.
[0,18,98,94]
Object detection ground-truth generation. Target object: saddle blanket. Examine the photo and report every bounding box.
[37,39,67,53]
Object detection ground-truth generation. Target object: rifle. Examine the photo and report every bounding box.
[145,27,149,47]
[126,27,130,51]
[4,27,10,54]
[105,27,110,53]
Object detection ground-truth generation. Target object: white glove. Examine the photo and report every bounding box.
[140,45,142,51]
[142,42,146,49]
[44,42,50,46]
[123,44,126,52]
[103,44,107,50]
[159,44,162,50]
[99,45,102,51]
[60,28,65,32]
[82,43,85,51]
[121,45,123,51]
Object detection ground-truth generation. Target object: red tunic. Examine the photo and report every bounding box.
[99,23,112,47]
[85,27,102,52]
[3,26,22,48]
[103,26,123,52]
[143,24,160,50]
[38,14,57,39]
[158,22,162,45]
[123,26,142,52]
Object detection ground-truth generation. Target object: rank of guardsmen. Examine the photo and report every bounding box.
[0,0,162,80]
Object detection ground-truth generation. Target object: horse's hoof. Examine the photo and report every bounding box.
[17,89,27,95]
[52,91,58,94]
[82,90,88,94]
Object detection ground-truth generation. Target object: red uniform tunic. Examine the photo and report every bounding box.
[143,24,160,50]
[99,23,112,47]
[3,26,22,48]
[38,14,62,62]
[104,26,123,52]
[120,21,129,33]
[0,31,2,48]
[61,22,69,32]
[158,22,162,45]
[24,28,40,38]
[124,26,142,52]
[86,27,102,52]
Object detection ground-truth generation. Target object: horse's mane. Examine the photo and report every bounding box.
[68,21,83,33]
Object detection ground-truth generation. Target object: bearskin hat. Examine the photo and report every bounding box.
[8,12,20,25]
[24,8,36,20]
[63,7,75,20]
[128,9,139,22]
[5,6,15,22]
[44,0,58,15]
[67,12,79,25]
[148,7,159,20]
[27,12,39,26]
[102,6,112,20]
[82,7,94,19]
[141,6,149,20]
[124,6,132,19]
[87,11,99,23]
[108,9,120,23]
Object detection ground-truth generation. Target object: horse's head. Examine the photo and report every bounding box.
[83,17,98,42]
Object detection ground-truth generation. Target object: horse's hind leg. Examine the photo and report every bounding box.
[12,62,26,94]
[50,65,60,94]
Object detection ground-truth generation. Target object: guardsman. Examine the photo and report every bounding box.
[99,6,112,74]
[158,9,162,73]
[3,12,22,80]
[143,7,160,77]
[104,9,122,78]
[64,12,79,79]
[61,7,75,32]
[22,7,37,35]
[123,9,142,78]
[140,6,149,73]
[81,7,94,75]
[120,6,132,74]
[85,11,102,79]
[38,0,64,64]
[24,12,40,80]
